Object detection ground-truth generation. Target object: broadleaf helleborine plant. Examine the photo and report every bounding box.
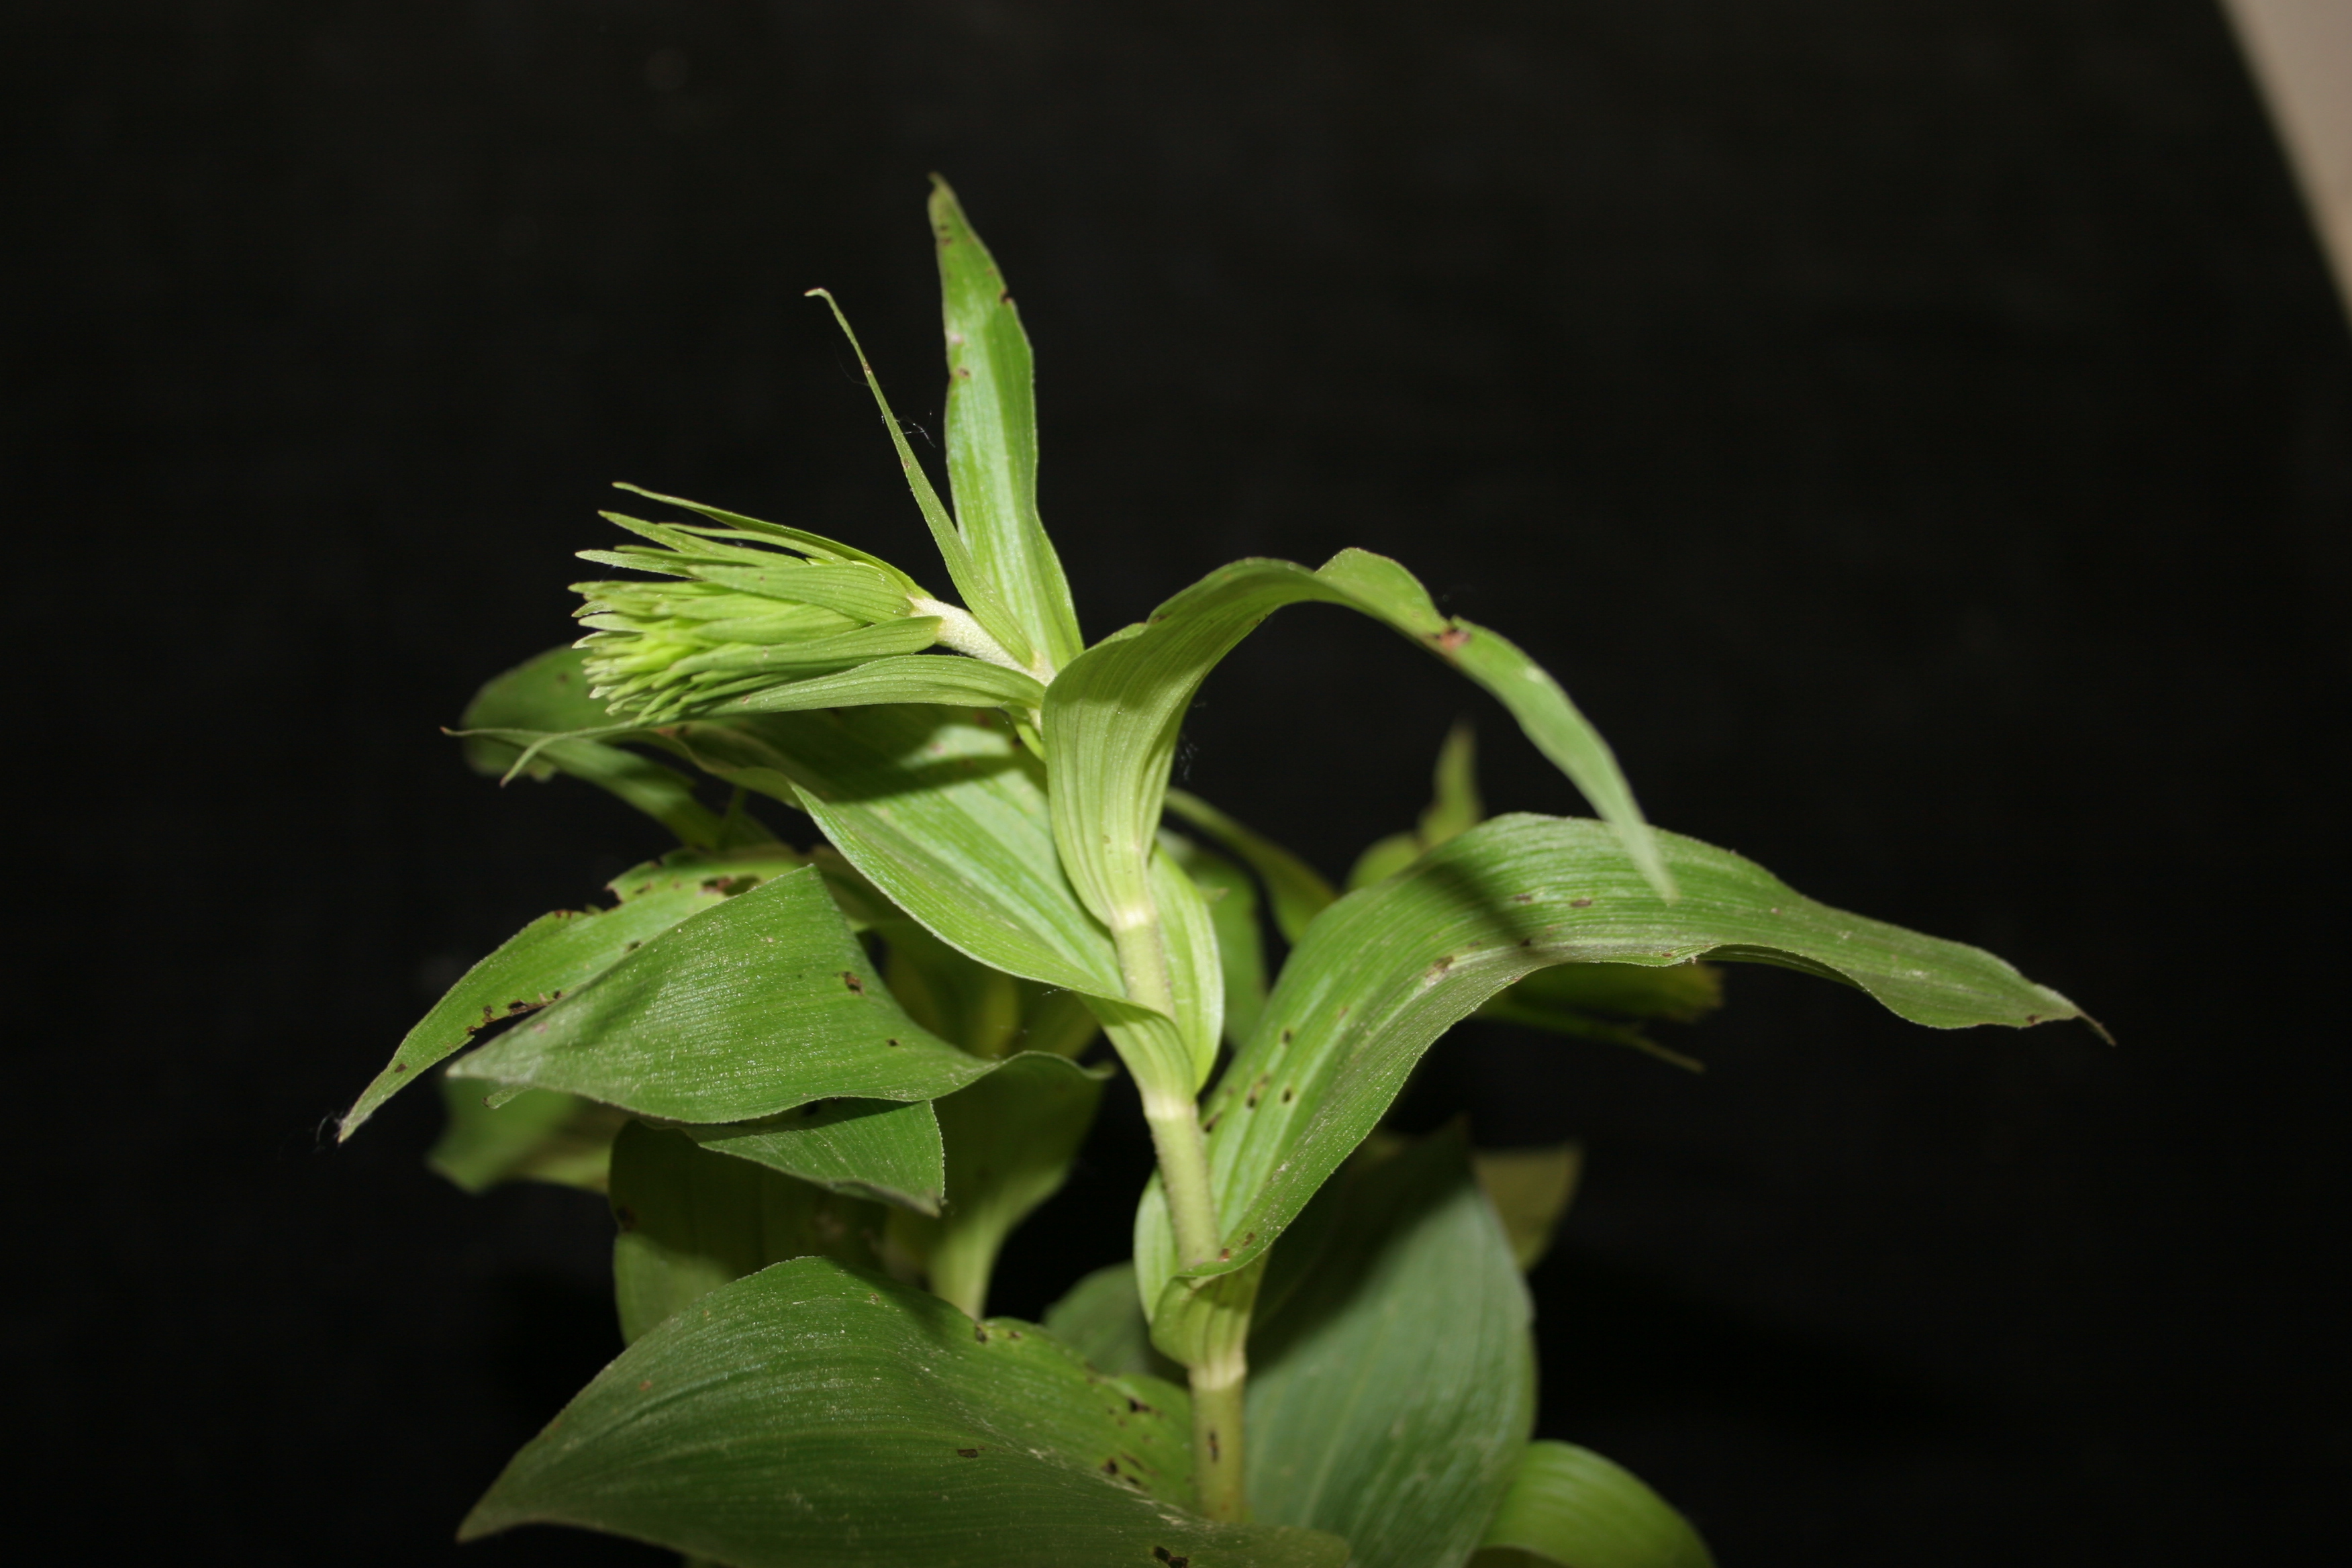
[348,178,2098,1568]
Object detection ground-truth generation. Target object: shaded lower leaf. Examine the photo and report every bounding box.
[1472,1442,1714,1568]
[1248,1128,1534,1568]
[461,1257,1348,1568]
[449,864,993,1124]
[1041,1262,1182,1383]
[456,644,733,846]
[426,1081,630,1194]
[1163,789,1337,946]
[609,1122,888,1344]
[901,1052,1109,1317]
[682,1096,946,1214]
[1473,1145,1582,1272]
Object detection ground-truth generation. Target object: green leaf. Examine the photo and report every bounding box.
[1042,1262,1182,1382]
[1473,1145,1582,1272]
[1472,1442,1715,1568]
[609,1122,888,1344]
[426,1082,630,1194]
[611,483,926,591]
[664,706,1124,999]
[1046,557,1667,1079]
[338,845,809,1138]
[1247,1128,1534,1568]
[681,1096,946,1214]
[901,1052,1110,1318]
[1164,789,1338,946]
[1165,830,1271,1047]
[720,652,1045,716]
[457,644,736,847]
[660,704,1203,1102]
[1475,962,1723,1073]
[448,863,997,1123]
[930,177,1085,675]
[460,1258,1349,1568]
[1152,838,1226,1089]
[1162,812,2093,1288]
[805,289,1038,674]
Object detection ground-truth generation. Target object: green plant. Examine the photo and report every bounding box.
[344,180,2094,1568]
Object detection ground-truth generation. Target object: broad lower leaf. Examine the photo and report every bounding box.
[1472,1442,1714,1568]
[1164,789,1337,946]
[609,1122,887,1344]
[448,863,995,1122]
[902,1052,1109,1317]
[339,845,807,1138]
[460,1258,1349,1568]
[1248,1128,1534,1568]
[456,644,734,847]
[683,1096,946,1214]
[426,1081,630,1194]
[930,177,1085,675]
[1165,813,2092,1287]
[1165,830,1271,1047]
[1042,1262,1181,1381]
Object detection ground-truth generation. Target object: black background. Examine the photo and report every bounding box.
[15,1,2349,1561]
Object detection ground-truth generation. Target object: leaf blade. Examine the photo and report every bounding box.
[460,1258,1349,1568]
[930,177,1085,673]
[1474,1441,1715,1568]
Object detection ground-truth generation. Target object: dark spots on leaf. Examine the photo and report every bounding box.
[1511,893,1534,904]
[638,1379,652,1392]
[1103,1458,1120,1475]
[1245,1073,1270,1110]
[1571,897,1594,909]
[479,1005,499,1025]
[956,366,971,379]
[842,971,865,995]
[390,1062,407,1074]
[2024,1013,2041,1024]
[1279,1027,1293,1044]
[1126,1395,1146,1413]
[1280,1085,1295,1104]
[615,1204,637,1232]
[997,288,1011,303]
[1207,1429,1220,1463]
[507,999,532,1012]
[1202,1110,1222,1132]
[957,1447,981,1459]
[973,1324,989,1343]
[1243,1232,1257,1246]
[626,940,642,951]
[1426,626,1471,656]
[701,873,758,897]
[887,1038,901,1048]
[1007,1329,1022,1340]
[1218,1246,1231,1261]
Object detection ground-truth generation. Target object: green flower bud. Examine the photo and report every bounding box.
[571,489,1012,723]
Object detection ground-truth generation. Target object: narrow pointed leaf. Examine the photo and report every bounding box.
[1163,813,2091,1286]
[460,1258,1349,1567]
[609,1122,887,1344]
[456,644,731,846]
[1166,788,1338,944]
[930,177,1085,673]
[681,1095,946,1214]
[426,1082,630,1194]
[1473,1442,1715,1568]
[1247,1128,1534,1568]
[448,864,995,1122]
[1046,556,1667,1064]
[805,289,1037,673]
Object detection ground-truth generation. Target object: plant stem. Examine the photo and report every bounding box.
[1115,909,1252,1520]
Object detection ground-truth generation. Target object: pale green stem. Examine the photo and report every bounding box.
[924,1225,995,1322]
[1116,909,1249,1520]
